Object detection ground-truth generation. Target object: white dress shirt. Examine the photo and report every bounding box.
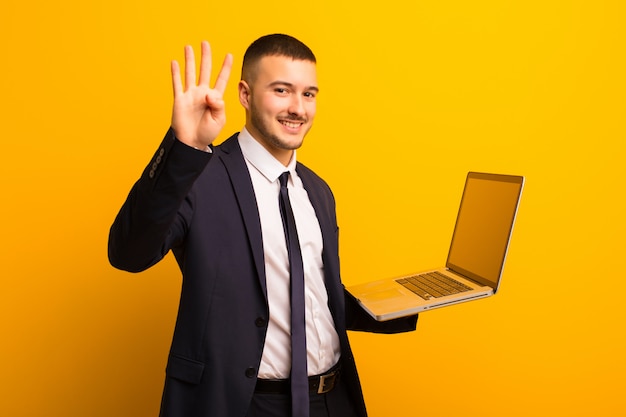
[238,128,341,379]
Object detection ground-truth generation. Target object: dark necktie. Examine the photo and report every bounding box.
[278,171,309,417]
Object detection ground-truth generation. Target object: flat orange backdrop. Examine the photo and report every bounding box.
[1,1,625,416]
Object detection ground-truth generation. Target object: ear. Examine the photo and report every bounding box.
[238,80,251,110]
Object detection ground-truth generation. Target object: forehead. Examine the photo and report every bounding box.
[253,55,318,87]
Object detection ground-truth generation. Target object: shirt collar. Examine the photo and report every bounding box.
[238,127,297,183]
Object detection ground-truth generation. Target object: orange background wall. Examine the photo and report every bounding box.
[1,1,625,416]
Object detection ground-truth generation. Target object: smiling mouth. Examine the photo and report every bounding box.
[280,120,305,129]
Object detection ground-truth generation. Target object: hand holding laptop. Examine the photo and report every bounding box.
[347,172,524,321]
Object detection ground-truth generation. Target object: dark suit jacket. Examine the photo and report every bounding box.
[109,129,417,417]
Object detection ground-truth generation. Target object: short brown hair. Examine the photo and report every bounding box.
[241,34,316,82]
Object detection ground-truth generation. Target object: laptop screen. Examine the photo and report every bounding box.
[446,172,524,290]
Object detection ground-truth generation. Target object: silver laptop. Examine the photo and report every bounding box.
[347,172,524,321]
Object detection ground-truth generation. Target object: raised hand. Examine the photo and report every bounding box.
[170,41,233,149]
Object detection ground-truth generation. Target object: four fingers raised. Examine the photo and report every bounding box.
[172,41,232,98]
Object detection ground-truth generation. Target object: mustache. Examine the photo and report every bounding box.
[281,114,308,123]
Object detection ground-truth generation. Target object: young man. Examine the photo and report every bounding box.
[109,34,417,417]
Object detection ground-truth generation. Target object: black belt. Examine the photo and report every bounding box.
[255,364,340,395]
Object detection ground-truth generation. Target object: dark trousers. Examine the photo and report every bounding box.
[245,376,359,417]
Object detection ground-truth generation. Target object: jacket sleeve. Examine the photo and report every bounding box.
[108,128,212,272]
[344,289,418,333]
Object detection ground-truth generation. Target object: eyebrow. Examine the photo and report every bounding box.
[268,81,320,93]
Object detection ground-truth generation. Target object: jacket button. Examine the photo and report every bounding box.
[255,317,266,327]
[245,367,257,378]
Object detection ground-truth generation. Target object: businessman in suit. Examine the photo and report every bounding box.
[109,34,417,417]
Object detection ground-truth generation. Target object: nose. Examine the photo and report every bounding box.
[288,94,305,117]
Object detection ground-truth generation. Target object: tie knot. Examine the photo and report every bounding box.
[279,171,290,188]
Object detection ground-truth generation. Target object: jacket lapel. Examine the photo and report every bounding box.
[214,139,342,317]
[297,164,346,328]
[217,134,267,300]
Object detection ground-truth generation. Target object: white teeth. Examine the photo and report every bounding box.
[281,121,301,129]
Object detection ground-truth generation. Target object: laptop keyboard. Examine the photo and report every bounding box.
[396,271,473,300]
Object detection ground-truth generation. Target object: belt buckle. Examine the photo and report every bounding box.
[317,371,336,394]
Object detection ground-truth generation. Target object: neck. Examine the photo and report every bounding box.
[245,125,295,167]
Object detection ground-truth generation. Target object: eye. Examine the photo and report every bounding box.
[304,91,316,99]
[274,88,288,95]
